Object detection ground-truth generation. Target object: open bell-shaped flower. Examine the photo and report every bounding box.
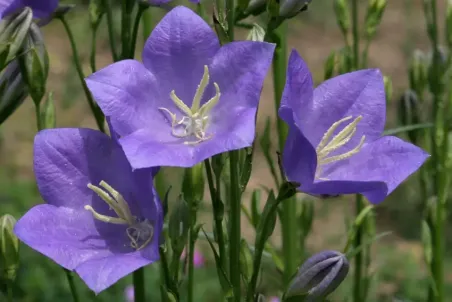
[285,250,349,300]
[279,50,429,204]
[86,6,275,169]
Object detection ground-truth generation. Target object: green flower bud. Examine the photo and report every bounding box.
[0,61,28,125]
[0,214,19,282]
[334,0,350,37]
[182,163,205,203]
[365,0,387,39]
[285,251,349,300]
[168,196,190,255]
[17,23,49,106]
[279,0,311,19]
[0,7,33,70]
[383,75,392,103]
[408,50,428,95]
[397,90,421,144]
[89,0,105,28]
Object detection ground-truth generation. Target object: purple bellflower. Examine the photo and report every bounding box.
[280,50,429,204]
[14,128,163,293]
[0,0,58,19]
[86,6,275,169]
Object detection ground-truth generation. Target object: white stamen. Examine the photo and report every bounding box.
[315,115,366,179]
[159,65,221,145]
[85,181,154,250]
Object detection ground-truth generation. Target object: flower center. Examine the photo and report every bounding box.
[84,181,153,251]
[159,65,221,145]
[315,115,366,180]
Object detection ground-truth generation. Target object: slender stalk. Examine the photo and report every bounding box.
[226,0,235,40]
[90,29,97,73]
[142,9,153,43]
[205,159,226,267]
[267,22,296,285]
[229,150,241,302]
[351,0,360,69]
[353,195,364,302]
[103,0,119,62]
[7,282,12,302]
[34,103,42,131]
[130,5,147,59]
[120,0,135,59]
[59,16,105,133]
[65,269,80,302]
[133,268,146,302]
[187,203,197,302]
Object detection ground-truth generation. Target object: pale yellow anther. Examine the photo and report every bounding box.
[158,65,221,145]
[315,115,366,179]
[84,181,154,250]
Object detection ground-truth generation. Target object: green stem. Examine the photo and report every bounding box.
[103,0,119,62]
[353,195,364,302]
[142,9,153,43]
[226,0,235,40]
[65,269,80,302]
[187,203,197,302]
[205,159,226,268]
[351,0,360,69]
[34,103,42,130]
[266,22,296,286]
[59,16,105,133]
[133,268,145,302]
[121,0,135,59]
[130,5,147,59]
[7,282,12,302]
[229,150,241,301]
[247,198,284,301]
[90,27,97,73]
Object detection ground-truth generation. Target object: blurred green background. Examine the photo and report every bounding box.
[1,0,452,301]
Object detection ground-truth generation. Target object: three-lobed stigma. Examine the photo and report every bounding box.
[159,65,221,145]
[84,181,153,251]
[315,115,366,180]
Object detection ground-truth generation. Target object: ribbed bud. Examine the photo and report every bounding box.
[285,250,349,300]
[279,0,312,18]
[0,61,28,125]
[364,0,387,40]
[397,90,421,144]
[0,214,20,282]
[408,50,427,95]
[334,0,350,37]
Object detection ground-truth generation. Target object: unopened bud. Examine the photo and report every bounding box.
[18,23,49,106]
[364,0,387,40]
[285,251,349,300]
[0,61,28,125]
[182,163,205,203]
[0,7,33,70]
[89,0,105,28]
[324,50,338,80]
[244,0,266,16]
[247,23,266,42]
[383,75,392,103]
[408,50,428,95]
[279,0,312,19]
[168,196,190,254]
[397,90,421,144]
[334,0,350,36]
[0,214,19,282]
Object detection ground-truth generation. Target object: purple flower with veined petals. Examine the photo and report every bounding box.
[0,0,58,19]
[14,128,163,293]
[280,50,429,204]
[86,6,275,169]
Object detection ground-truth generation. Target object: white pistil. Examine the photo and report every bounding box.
[315,115,366,179]
[159,65,221,145]
[84,181,153,251]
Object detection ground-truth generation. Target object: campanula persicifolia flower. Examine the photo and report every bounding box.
[280,50,429,204]
[14,128,163,293]
[86,6,275,169]
[0,0,58,19]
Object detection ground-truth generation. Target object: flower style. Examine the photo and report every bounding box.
[14,128,163,293]
[280,50,429,204]
[0,0,58,19]
[86,6,275,168]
